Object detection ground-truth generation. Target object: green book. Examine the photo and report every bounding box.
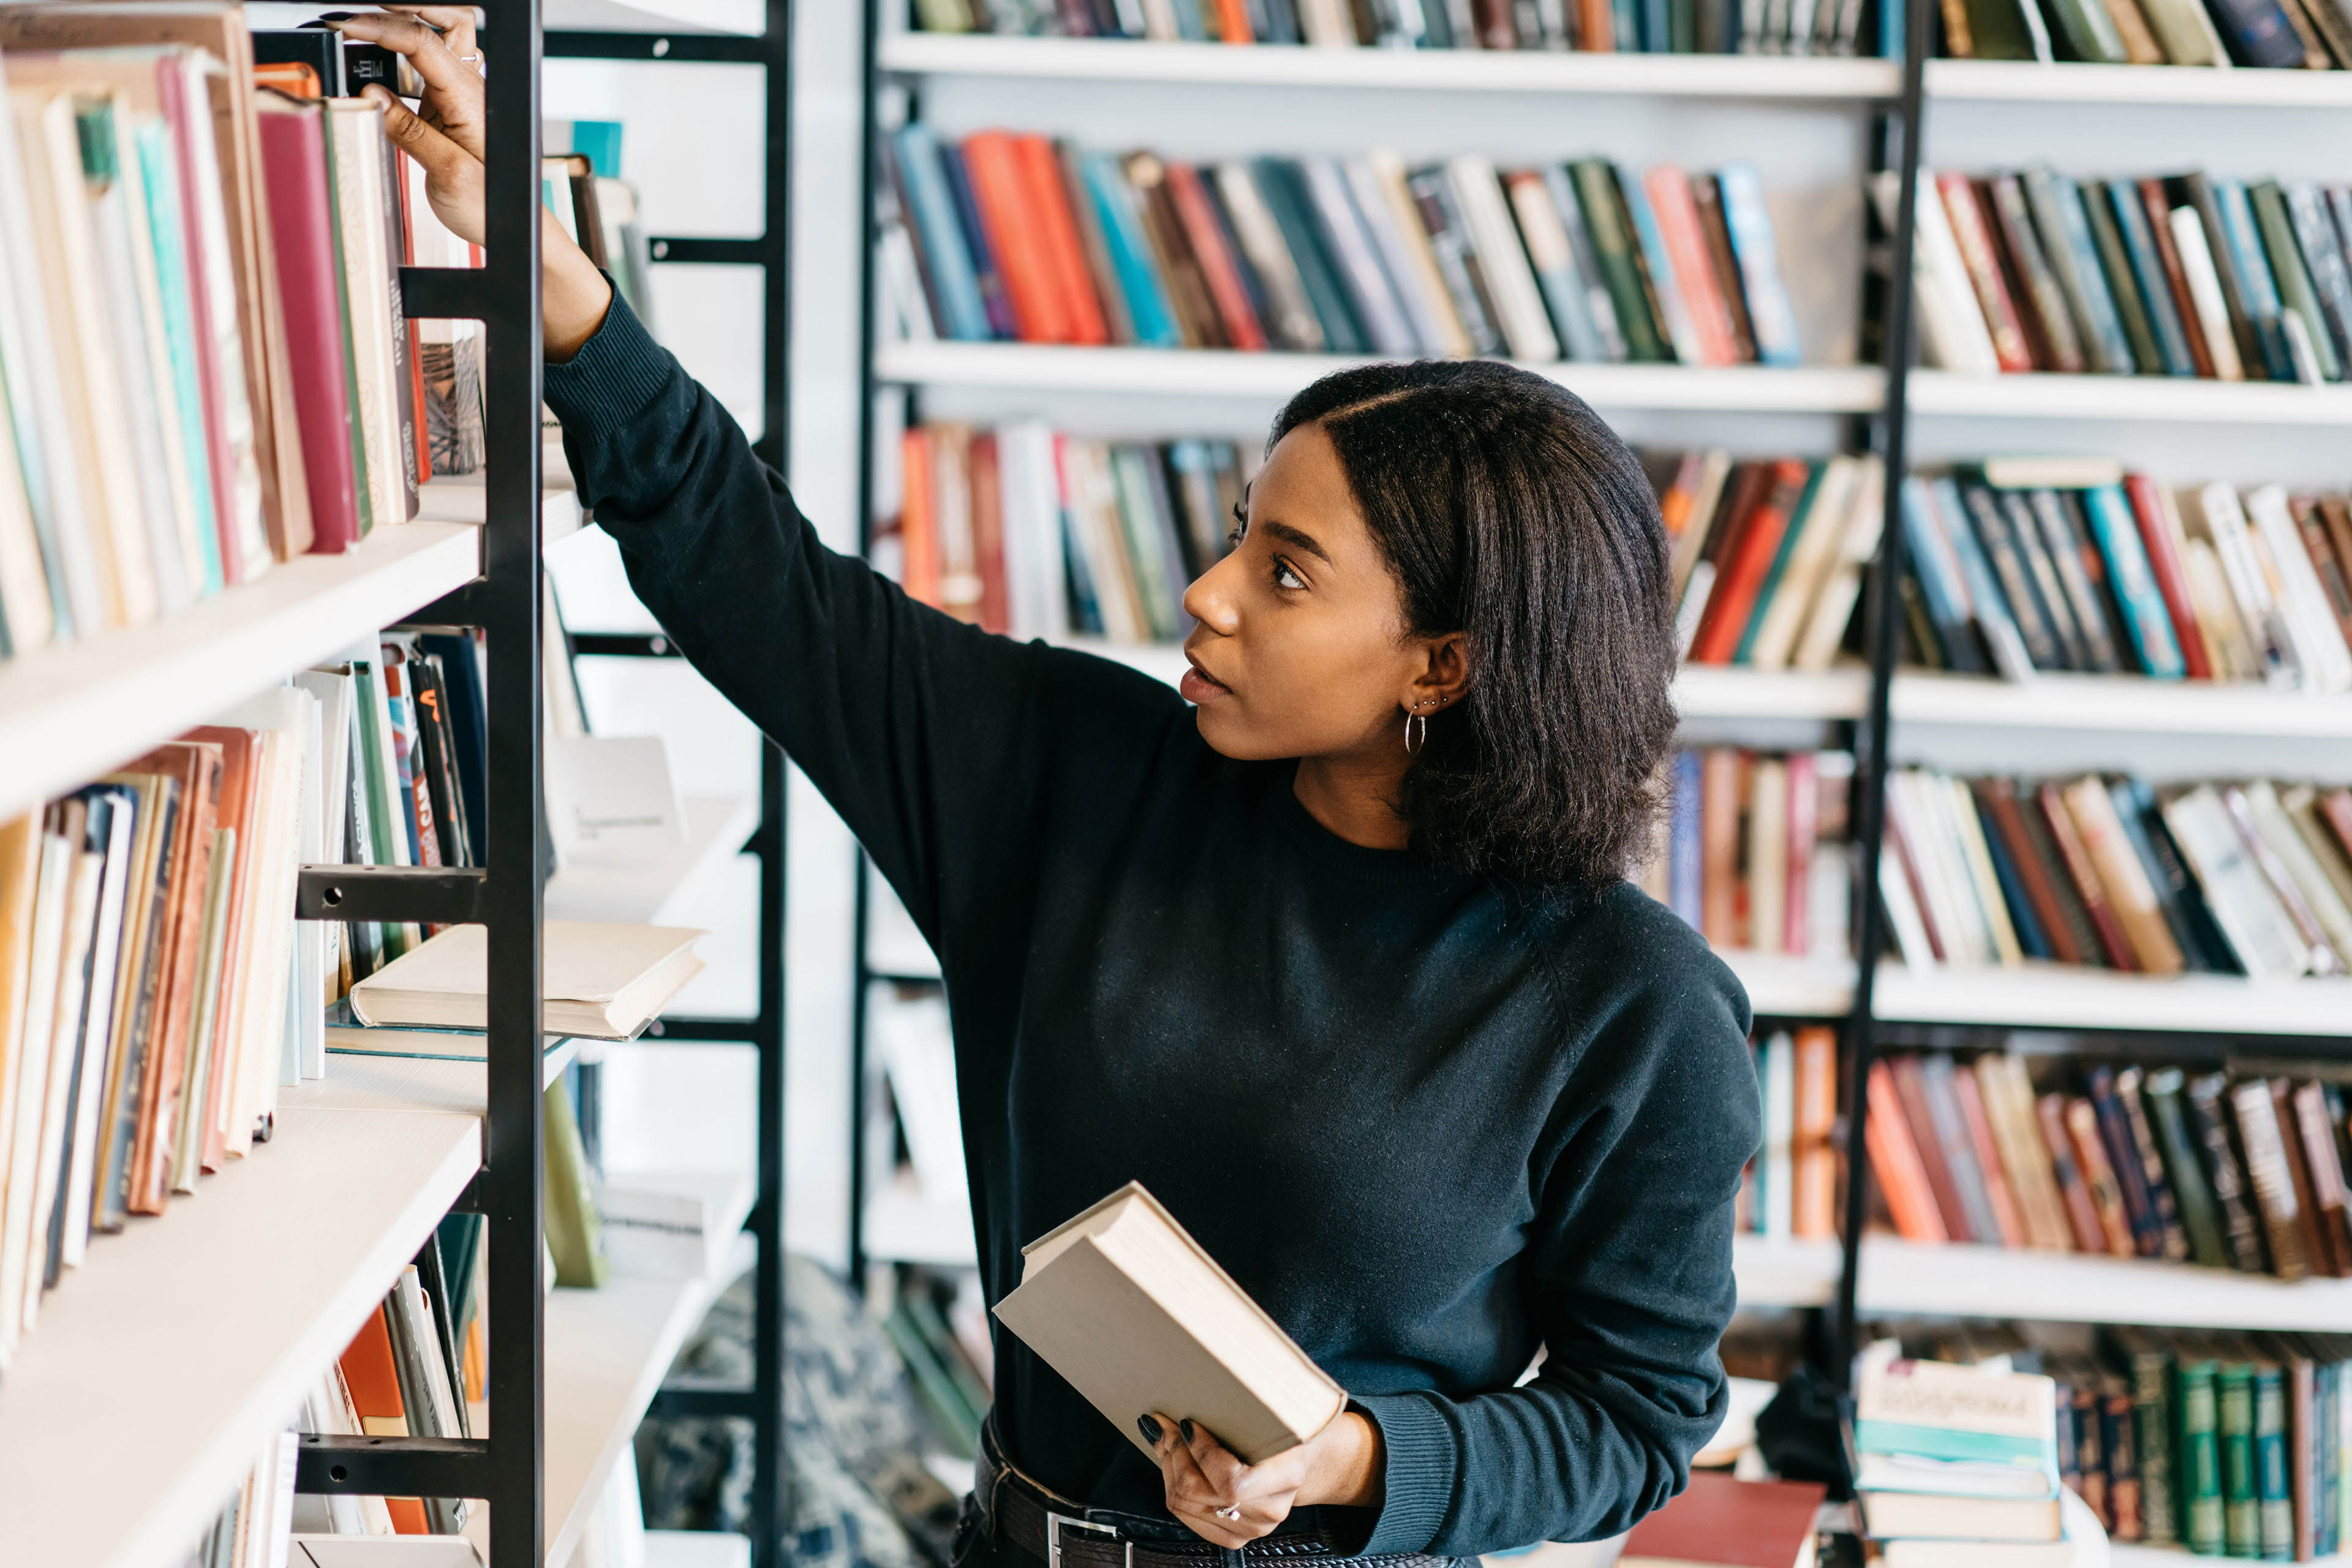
[2220,1345,2261,1558]
[2040,0,2128,59]
[2147,1068,2233,1269]
[543,1079,609,1289]
[881,1302,982,1456]
[1568,160,1667,364]
[2079,181,2166,383]
[2248,181,2342,384]
[2180,1344,2226,1556]
[2252,1353,2293,1561]
[2119,1329,2180,1547]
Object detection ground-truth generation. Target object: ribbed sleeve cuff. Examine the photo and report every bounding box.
[1350,1392,1460,1556]
[541,284,677,437]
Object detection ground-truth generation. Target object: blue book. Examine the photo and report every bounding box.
[2105,183,2198,377]
[2205,0,2309,64]
[418,633,489,854]
[1974,796,2054,960]
[133,120,222,597]
[2027,168,2136,376]
[891,124,991,341]
[2285,183,2352,369]
[1668,752,1702,928]
[1716,164,1803,368]
[937,143,1018,341]
[1616,173,1692,366]
[1252,157,1368,355]
[2081,485,2185,679]
[1643,0,1672,49]
[1931,477,2038,681]
[2214,181,2293,380]
[1080,154,1180,349]
[1899,477,1985,674]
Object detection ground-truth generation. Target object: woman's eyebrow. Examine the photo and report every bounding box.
[1257,519,1332,564]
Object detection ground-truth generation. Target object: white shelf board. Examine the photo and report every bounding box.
[1890,669,2352,739]
[541,0,762,33]
[645,1532,753,1568]
[1734,1236,1843,1309]
[1910,369,2352,426]
[2112,1548,2350,1567]
[878,341,1887,414]
[413,473,586,551]
[289,1041,582,1112]
[0,521,480,824]
[1856,1238,2352,1331]
[543,1229,758,1568]
[1872,962,2352,1036]
[878,31,1901,97]
[545,794,760,925]
[0,1106,481,1568]
[1926,58,2352,106]
[1722,950,1859,1018]
[867,1176,979,1268]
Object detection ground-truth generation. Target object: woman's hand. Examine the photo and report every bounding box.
[1139,1411,1383,1548]
[330,7,612,360]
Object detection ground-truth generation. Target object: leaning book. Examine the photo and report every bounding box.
[992,1182,1346,1464]
[346,921,703,1039]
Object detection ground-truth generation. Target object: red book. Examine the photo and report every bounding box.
[2122,473,2212,680]
[959,133,1067,343]
[899,428,941,608]
[1164,162,1267,351]
[1620,1472,1827,1568]
[1937,173,2035,374]
[1689,459,1807,664]
[2035,780,2138,970]
[2138,179,2215,379]
[339,1307,432,1535]
[968,432,1009,634]
[1643,167,1738,368]
[1013,135,1109,345]
[254,96,363,551]
[1866,1060,1948,1243]
[1210,0,1254,39]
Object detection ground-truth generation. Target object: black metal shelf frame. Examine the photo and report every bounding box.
[282,5,796,1564]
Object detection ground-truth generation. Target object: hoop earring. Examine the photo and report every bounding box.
[1404,698,1434,755]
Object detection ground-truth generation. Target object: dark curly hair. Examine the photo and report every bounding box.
[1269,360,1678,889]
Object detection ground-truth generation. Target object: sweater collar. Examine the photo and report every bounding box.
[1270,764,1468,891]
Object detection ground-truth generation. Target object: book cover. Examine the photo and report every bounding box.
[1937,173,2036,373]
[2135,179,2218,379]
[1345,156,1461,358]
[1569,159,1667,363]
[1866,1060,1949,1242]
[1014,134,1110,346]
[253,96,359,551]
[2079,181,2169,380]
[891,124,990,341]
[1715,163,1801,367]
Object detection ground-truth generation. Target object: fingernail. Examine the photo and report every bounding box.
[1137,1415,1163,1445]
[1179,1420,1195,1444]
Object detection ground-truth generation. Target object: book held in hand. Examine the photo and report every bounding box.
[991,1182,1346,1464]
[346,920,704,1040]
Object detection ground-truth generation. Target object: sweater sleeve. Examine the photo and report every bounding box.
[1351,941,1759,1556]
[540,292,1183,948]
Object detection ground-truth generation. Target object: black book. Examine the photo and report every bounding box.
[1959,483,2065,669]
[2117,777,2240,974]
[2089,1066,2166,1258]
[250,28,344,95]
[1999,489,2092,669]
[2035,489,2127,673]
[2185,1072,2271,1273]
[418,633,490,861]
[409,655,473,869]
[2117,1065,2192,1264]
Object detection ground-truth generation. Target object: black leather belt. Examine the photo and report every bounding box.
[978,1418,1443,1568]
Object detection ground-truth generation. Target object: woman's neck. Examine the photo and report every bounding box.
[1292,752,1413,852]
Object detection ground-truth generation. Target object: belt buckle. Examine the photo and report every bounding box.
[1046,1510,1129,1568]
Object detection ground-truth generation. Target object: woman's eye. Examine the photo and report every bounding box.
[1273,559,1306,591]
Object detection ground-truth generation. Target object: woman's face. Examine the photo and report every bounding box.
[1180,422,1432,763]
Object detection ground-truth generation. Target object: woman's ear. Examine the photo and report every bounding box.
[1406,632,1472,712]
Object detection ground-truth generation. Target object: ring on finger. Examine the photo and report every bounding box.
[1213,1507,1242,1521]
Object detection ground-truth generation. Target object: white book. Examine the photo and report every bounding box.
[1878,171,2000,377]
[596,1167,751,1280]
[1792,460,1887,673]
[1447,155,1560,363]
[1878,844,1938,968]
[2181,535,2260,680]
[2186,483,2296,686]
[1760,1031,1795,1241]
[874,987,966,1206]
[60,791,135,1267]
[208,688,315,1151]
[1342,156,1455,358]
[20,818,103,1324]
[1366,151,1471,358]
[545,734,686,867]
[326,101,409,538]
[0,828,72,1351]
[1747,456,1861,671]
[349,920,705,1039]
[290,1540,484,1566]
[2168,207,2244,382]
[878,221,936,342]
[2243,781,2352,970]
[2161,785,2310,980]
[1946,775,2023,966]
[2245,483,2352,693]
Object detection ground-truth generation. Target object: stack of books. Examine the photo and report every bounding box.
[1642,747,1856,960]
[1868,1046,2352,1281]
[1936,0,2352,68]
[912,0,1875,56]
[886,124,1810,366]
[0,15,498,668]
[1875,767,2352,980]
[1653,451,1886,671]
[1890,165,2352,385]
[1874,1319,2352,1560]
[1852,1353,2076,1568]
[1900,466,2352,690]
[887,422,1250,641]
[1735,1025,1841,1243]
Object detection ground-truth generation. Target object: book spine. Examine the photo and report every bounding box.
[1937,174,2036,372]
[1643,165,1738,366]
[1715,163,1801,366]
[2138,179,2218,379]
[2182,1354,2228,1556]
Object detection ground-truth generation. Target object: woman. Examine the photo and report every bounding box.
[344,12,1760,1561]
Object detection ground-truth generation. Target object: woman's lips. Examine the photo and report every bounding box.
[1180,657,1232,704]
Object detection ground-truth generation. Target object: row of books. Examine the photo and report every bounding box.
[887,422,1252,641]
[1868,1049,2352,1284]
[1879,768,2352,981]
[1637,748,1856,957]
[912,0,1876,55]
[0,693,328,1374]
[181,1430,300,1568]
[886,123,1807,366]
[1867,1321,2352,1562]
[0,16,488,666]
[1652,451,1886,671]
[1945,0,2352,68]
[1734,1024,1839,1242]
[1899,164,2352,386]
[1901,467,2352,691]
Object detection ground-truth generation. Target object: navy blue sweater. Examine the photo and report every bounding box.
[544,295,1760,1558]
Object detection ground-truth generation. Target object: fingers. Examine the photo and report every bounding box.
[331,10,488,148]
[1146,1417,1295,1548]
[364,86,460,173]
[380,4,481,54]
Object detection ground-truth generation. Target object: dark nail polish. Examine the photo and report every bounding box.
[1179,1420,1195,1444]
[1137,1415,1163,1445]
